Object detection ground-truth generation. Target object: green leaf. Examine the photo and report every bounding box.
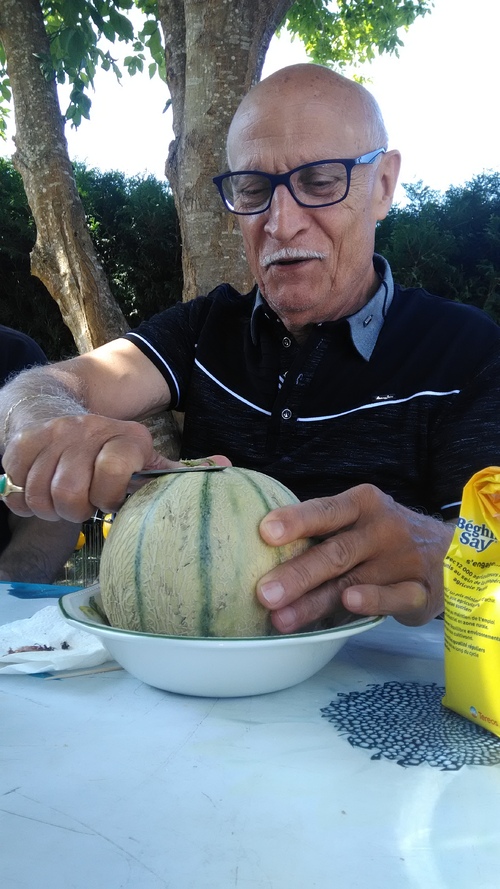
[100,19,118,42]
[0,105,9,139]
[283,0,432,70]
[0,82,12,103]
[108,8,135,42]
[66,28,88,67]
[140,19,158,37]
[144,27,162,62]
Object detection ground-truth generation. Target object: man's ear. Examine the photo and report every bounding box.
[374,149,402,221]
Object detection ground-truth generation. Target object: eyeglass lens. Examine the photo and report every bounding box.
[221,161,350,213]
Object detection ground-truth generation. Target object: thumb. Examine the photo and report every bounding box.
[143,453,233,471]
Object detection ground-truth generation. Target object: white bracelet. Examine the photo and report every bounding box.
[3,393,86,443]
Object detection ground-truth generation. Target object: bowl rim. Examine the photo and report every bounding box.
[59,588,385,645]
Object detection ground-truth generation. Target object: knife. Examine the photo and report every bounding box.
[128,464,227,492]
[0,465,227,499]
[130,465,226,480]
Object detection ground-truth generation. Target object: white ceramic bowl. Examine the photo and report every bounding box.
[59,588,384,698]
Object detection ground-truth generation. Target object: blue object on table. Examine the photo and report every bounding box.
[7,582,82,599]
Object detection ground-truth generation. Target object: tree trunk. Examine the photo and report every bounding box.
[158,0,294,300]
[0,0,128,353]
[0,0,181,457]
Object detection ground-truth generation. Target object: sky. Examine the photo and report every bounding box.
[1,0,498,206]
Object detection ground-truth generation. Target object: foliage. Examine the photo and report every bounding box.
[0,0,432,135]
[375,172,500,323]
[0,157,75,358]
[74,163,182,321]
[0,0,164,131]
[282,0,432,70]
[0,158,182,359]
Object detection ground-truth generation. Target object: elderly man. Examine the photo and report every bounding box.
[1,65,499,628]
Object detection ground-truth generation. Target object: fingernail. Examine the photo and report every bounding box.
[345,590,363,610]
[259,581,285,606]
[262,519,285,542]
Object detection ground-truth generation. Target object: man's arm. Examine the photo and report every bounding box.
[0,512,82,584]
[0,338,172,434]
[256,342,500,632]
[0,339,175,522]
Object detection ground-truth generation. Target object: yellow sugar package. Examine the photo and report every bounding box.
[442,466,500,737]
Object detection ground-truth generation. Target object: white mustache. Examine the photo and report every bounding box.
[261,248,326,269]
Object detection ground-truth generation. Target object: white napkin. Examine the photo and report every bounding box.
[0,605,111,674]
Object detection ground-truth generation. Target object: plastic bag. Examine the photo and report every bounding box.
[442,466,500,738]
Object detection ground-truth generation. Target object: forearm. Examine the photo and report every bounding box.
[0,514,81,584]
[0,342,173,454]
[0,363,88,451]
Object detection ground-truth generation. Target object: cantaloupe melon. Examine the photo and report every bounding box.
[99,467,311,637]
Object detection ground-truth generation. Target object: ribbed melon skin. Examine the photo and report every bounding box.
[99,467,312,637]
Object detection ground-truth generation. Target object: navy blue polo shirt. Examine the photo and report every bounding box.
[124,257,500,520]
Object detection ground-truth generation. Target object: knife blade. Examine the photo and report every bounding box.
[127,464,227,493]
[130,465,227,481]
[0,465,227,499]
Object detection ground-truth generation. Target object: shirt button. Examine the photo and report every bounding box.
[281,408,292,420]
[282,336,292,348]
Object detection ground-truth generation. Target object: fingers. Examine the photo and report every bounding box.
[264,576,434,635]
[3,419,235,522]
[257,491,389,613]
[3,416,157,522]
[2,416,93,520]
[87,433,158,514]
[206,454,233,467]
[257,484,451,632]
[266,578,345,634]
[259,488,365,545]
[342,582,433,626]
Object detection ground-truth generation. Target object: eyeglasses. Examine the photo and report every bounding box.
[213,148,386,215]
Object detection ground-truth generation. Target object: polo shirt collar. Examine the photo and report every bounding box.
[346,254,394,360]
[251,254,393,361]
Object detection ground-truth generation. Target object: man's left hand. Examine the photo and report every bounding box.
[257,483,454,633]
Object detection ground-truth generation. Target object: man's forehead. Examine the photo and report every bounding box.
[227,102,365,170]
[232,89,357,131]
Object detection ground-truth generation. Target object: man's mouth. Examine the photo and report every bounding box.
[261,248,326,269]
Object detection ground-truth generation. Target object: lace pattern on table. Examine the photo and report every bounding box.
[321,681,500,770]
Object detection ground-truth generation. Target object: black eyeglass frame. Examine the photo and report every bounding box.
[213,147,387,215]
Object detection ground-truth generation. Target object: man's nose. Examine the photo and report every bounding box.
[263,184,310,239]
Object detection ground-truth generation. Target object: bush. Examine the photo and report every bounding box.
[0,159,183,359]
[376,174,500,324]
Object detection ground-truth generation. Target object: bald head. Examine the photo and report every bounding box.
[227,64,388,167]
[222,63,401,334]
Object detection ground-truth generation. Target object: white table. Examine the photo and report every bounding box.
[1,583,500,889]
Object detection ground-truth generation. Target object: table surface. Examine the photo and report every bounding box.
[1,582,500,889]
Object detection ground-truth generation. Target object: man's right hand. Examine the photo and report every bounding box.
[2,414,175,522]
